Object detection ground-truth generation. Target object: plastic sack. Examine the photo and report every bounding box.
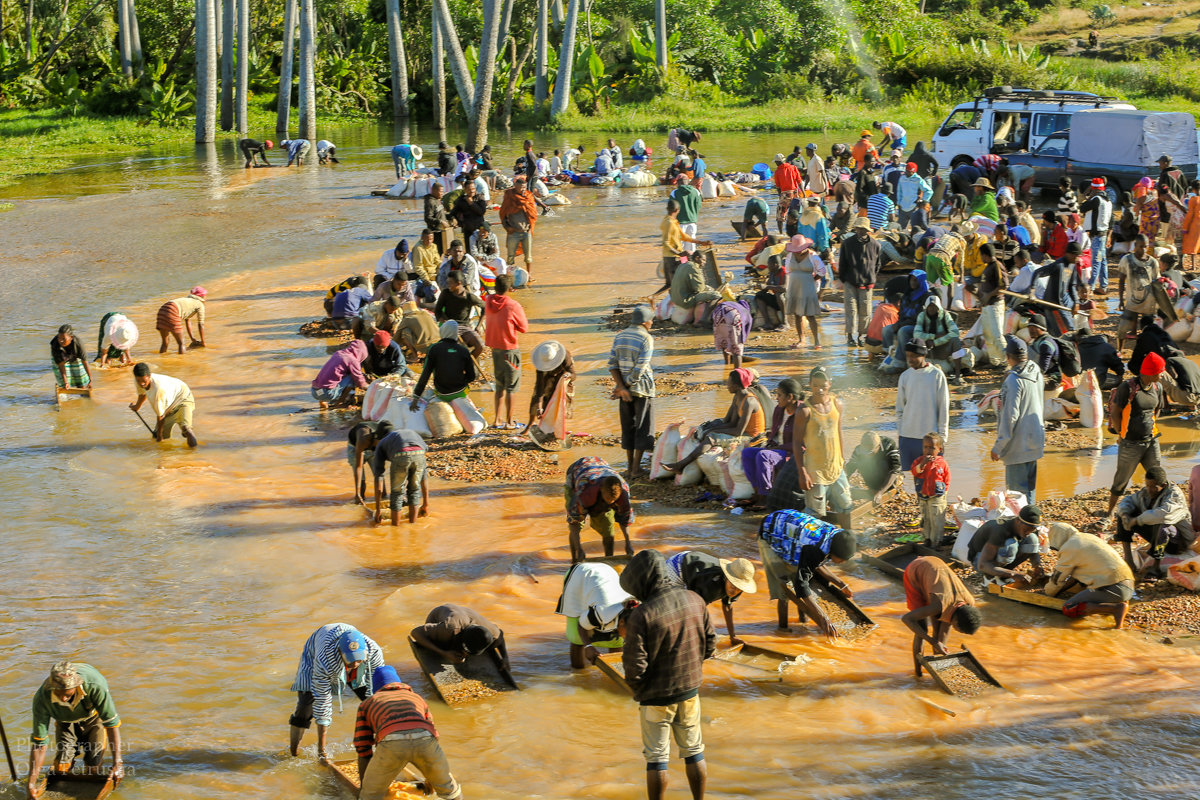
[656,296,674,320]
[700,175,719,199]
[650,422,685,480]
[424,400,463,438]
[512,267,530,288]
[696,449,726,488]
[977,389,1001,417]
[722,444,754,501]
[386,181,408,198]
[1168,319,1192,341]
[623,170,657,188]
[382,396,433,438]
[950,498,986,525]
[450,396,487,435]
[1004,310,1021,335]
[952,519,982,564]
[543,193,571,205]
[984,490,1027,521]
[362,380,397,421]
[670,304,694,325]
[1077,369,1102,429]
[674,427,704,486]
[1044,397,1080,421]
[951,283,967,312]
[718,180,738,197]
[1167,556,1200,591]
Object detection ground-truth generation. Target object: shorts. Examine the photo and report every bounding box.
[757,536,795,602]
[312,375,354,403]
[713,320,744,357]
[640,695,705,767]
[55,716,107,768]
[346,444,377,473]
[1066,580,1134,606]
[619,395,655,452]
[161,395,195,436]
[565,616,623,648]
[804,470,853,517]
[492,348,521,392]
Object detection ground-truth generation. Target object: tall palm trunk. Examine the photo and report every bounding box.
[297,0,316,141]
[431,0,471,117]
[466,0,500,152]
[25,0,34,59]
[220,0,233,130]
[502,27,535,128]
[194,0,217,143]
[431,0,445,129]
[117,0,133,77]
[532,0,546,107]
[234,0,248,132]
[549,0,577,118]
[496,0,513,54]
[654,0,667,70]
[275,0,296,133]
[129,0,142,74]
[384,0,409,119]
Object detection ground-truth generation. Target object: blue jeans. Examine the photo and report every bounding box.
[882,323,915,358]
[804,470,853,516]
[1005,461,1038,504]
[1089,237,1108,290]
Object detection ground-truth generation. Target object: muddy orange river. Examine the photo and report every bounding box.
[2,127,1200,798]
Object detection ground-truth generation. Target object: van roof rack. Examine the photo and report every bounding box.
[976,87,1124,108]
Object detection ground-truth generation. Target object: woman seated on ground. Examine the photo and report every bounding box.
[753,256,789,331]
[665,368,765,472]
[52,324,92,389]
[740,378,802,500]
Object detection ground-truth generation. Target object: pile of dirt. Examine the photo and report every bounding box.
[425,434,562,482]
[299,319,354,340]
[595,372,713,398]
[631,476,732,511]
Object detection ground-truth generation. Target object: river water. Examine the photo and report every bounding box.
[2,124,1200,799]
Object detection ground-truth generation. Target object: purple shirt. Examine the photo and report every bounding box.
[313,341,368,390]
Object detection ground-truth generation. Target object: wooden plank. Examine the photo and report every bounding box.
[698,248,722,289]
[1164,634,1200,647]
[39,772,117,800]
[917,647,1005,697]
[593,653,633,695]
[813,575,877,639]
[325,758,427,798]
[987,583,1067,610]
[408,638,519,707]
[849,499,875,527]
[583,554,631,567]
[858,552,905,580]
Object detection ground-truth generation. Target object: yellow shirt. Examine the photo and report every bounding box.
[411,244,440,281]
[803,398,843,485]
[661,216,684,257]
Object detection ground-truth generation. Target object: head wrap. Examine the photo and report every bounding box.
[190,286,207,299]
[1141,351,1166,376]
[439,320,460,340]
[731,368,753,389]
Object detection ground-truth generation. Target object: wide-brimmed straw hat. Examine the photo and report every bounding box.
[973,177,994,190]
[410,145,424,160]
[720,558,758,594]
[532,340,567,372]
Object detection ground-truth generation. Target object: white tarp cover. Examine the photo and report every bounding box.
[1071,109,1198,167]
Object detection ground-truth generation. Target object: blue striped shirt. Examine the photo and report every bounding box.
[866,194,895,231]
[291,623,384,727]
[608,326,655,398]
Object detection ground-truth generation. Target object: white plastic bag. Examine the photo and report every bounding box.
[1044,397,1080,421]
[723,445,754,501]
[650,422,685,480]
[450,396,487,435]
[386,180,408,198]
[696,449,725,488]
[951,283,967,312]
[952,519,982,564]
[1168,319,1192,341]
[1077,369,1102,429]
[984,490,1027,520]
[670,304,694,325]
[362,381,396,421]
[656,296,674,320]
[382,396,433,438]
[718,180,737,197]
[700,175,718,199]
[1188,319,1200,345]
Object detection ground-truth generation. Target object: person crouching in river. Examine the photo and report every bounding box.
[130,362,198,447]
[901,555,981,678]
[52,324,92,391]
[565,456,634,563]
[27,661,123,799]
[666,551,758,646]
[240,137,273,167]
[289,623,384,761]
[154,287,208,355]
[556,562,637,668]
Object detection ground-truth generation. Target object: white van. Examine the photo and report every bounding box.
[930,87,1135,168]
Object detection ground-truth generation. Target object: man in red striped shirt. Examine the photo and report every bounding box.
[354,666,462,800]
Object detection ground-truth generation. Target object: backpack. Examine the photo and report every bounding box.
[1054,336,1082,377]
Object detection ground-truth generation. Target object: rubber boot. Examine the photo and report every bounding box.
[289,725,305,757]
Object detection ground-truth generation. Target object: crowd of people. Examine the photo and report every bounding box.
[36,125,1200,800]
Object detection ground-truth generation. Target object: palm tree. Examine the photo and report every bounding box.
[117,0,133,77]
[275,0,296,133]
[533,0,547,107]
[234,0,248,132]
[654,0,666,70]
[431,1,445,129]
[497,0,514,52]
[432,0,472,116]
[220,0,233,130]
[297,0,316,141]
[195,0,217,143]
[385,0,409,119]
[467,0,500,152]
[128,0,142,74]
[549,0,578,118]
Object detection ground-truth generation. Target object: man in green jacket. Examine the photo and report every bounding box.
[670,176,703,254]
[27,662,123,798]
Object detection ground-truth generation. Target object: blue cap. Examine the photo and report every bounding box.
[371,665,402,692]
[338,630,368,663]
[397,239,410,254]
[805,142,817,150]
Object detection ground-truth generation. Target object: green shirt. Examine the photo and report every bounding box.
[671,185,702,225]
[31,664,120,745]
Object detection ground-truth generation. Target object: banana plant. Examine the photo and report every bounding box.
[571,43,613,113]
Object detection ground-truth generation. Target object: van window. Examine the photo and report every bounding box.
[1035,136,1067,157]
[939,109,982,136]
[1033,113,1071,137]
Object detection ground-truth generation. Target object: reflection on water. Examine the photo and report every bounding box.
[3,127,1200,799]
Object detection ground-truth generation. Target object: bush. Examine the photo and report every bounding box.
[753,71,822,102]
[85,75,141,116]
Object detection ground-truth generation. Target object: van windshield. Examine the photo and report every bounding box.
[939,109,982,135]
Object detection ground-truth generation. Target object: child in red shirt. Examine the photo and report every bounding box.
[912,432,951,547]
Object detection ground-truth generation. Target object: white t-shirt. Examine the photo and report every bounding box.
[556,563,632,631]
[550,156,562,174]
[316,140,335,155]
[140,373,191,417]
[376,248,407,279]
[564,148,581,169]
[473,176,490,203]
[882,121,907,140]
[536,158,550,177]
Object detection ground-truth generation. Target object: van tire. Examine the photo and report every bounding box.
[950,155,973,169]
[1103,179,1121,206]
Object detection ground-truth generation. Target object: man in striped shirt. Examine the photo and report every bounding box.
[354,666,462,800]
[289,623,384,761]
[608,307,657,480]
